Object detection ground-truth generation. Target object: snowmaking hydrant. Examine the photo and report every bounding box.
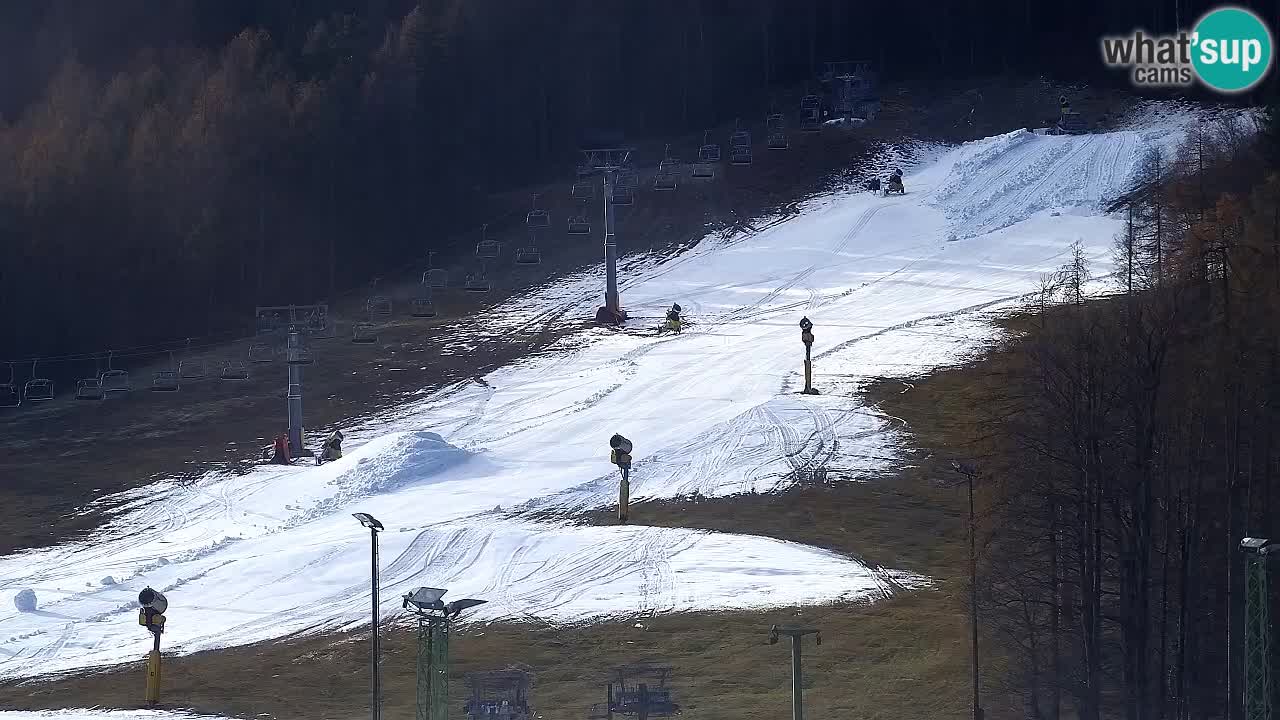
[609,434,634,524]
[137,587,168,706]
[799,317,819,395]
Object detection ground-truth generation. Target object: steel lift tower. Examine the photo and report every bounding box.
[581,145,635,324]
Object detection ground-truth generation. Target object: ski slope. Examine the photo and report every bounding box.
[0,104,1214,680]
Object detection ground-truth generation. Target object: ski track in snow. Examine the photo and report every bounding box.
[0,102,1230,680]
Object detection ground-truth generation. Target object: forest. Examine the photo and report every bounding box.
[1,0,1273,364]
[974,111,1280,720]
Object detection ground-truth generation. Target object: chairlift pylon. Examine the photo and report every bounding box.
[286,330,315,365]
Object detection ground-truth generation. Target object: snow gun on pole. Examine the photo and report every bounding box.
[609,434,634,523]
[799,317,819,395]
[137,587,168,705]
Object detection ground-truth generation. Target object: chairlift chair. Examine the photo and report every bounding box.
[220,360,249,380]
[0,363,19,408]
[151,370,180,392]
[526,194,551,232]
[99,351,131,393]
[568,210,591,235]
[800,95,822,132]
[475,223,501,260]
[464,264,492,293]
[179,358,207,380]
[248,342,275,363]
[23,360,54,401]
[767,113,789,150]
[698,130,721,163]
[424,252,448,289]
[730,144,753,166]
[366,295,392,317]
[515,233,541,265]
[352,322,378,344]
[572,181,594,203]
[653,144,678,191]
[75,377,104,400]
[410,296,438,318]
[611,171,636,206]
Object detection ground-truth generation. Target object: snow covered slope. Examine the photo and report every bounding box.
[0,104,1214,679]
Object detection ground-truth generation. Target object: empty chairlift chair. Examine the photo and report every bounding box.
[366,295,392,317]
[526,194,551,233]
[75,377,104,400]
[0,363,20,408]
[23,360,54,402]
[475,224,500,260]
[425,252,448,289]
[800,95,822,132]
[352,322,378,344]
[653,144,678,191]
[151,352,180,392]
[692,131,719,179]
[729,121,752,166]
[248,342,275,363]
[99,351,131,393]
[572,181,594,203]
[611,170,636,206]
[767,113,789,150]
[178,339,207,381]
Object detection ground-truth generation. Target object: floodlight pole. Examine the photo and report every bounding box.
[354,514,384,720]
[770,625,820,720]
[951,462,983,720]
[1241,538,1276,720]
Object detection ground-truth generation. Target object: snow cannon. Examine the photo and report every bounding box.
[138,587,168,614]
[609,434,634,525]
[799,318,819,395]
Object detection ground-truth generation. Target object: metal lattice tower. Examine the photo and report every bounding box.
[417,615,450,720]
[581,146,634,324]
[1244,540,1275,720]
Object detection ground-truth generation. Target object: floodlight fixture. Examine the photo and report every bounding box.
[445,598,488,619]
[1242,537,1275,554]
[353,512,384,531]
[404,587,448,611]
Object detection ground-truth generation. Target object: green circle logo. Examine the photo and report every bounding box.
[1191,6,1273,92]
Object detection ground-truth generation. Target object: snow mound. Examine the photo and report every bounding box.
[925,127,1142,240]
[296,431,473,522]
